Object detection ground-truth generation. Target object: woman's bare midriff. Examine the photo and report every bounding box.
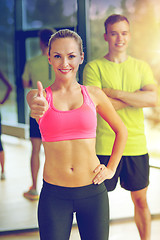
[42,138,100,187]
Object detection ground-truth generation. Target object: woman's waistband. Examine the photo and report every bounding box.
[42,179,107,200]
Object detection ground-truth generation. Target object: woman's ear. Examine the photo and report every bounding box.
[47,53,51,64]
[80,52,84,64]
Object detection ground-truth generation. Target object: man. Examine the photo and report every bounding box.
[83,14,157,240]
[0,71,12,180]
[22,28,55,200]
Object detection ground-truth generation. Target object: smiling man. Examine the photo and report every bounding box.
[83,14,157,240]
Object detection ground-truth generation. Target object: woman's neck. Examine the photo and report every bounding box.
[51,79,79,92]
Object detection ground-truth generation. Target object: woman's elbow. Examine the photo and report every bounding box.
[123,125,128,139]
[116,122,128,140]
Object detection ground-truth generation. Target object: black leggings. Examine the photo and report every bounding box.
[38,180,109,240]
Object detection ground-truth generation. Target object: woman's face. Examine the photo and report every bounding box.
[48,37,84,81]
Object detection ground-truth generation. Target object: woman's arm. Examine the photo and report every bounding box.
[87,86,128,185]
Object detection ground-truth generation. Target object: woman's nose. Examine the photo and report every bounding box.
[61,57,69,67]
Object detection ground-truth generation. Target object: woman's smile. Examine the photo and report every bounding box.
[59,68,72,74]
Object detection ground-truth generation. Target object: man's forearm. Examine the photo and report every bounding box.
[23,79,32,88]
[103,88,129,110]
[117,89,157,108]
[103,85,157,108]
[106,96,129,111]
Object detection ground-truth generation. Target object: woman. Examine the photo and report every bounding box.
[27,29,128,240]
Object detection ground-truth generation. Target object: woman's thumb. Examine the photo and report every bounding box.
[37,81,44,97]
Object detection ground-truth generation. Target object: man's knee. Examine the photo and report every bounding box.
[31,138,42,153]
[131,188,149,209]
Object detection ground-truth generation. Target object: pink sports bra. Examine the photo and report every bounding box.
[38,85,97,142]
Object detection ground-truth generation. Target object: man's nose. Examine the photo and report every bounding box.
[117,34,123,41]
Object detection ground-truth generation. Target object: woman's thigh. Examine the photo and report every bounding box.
[76,189,109,240]
[38,187,73,240]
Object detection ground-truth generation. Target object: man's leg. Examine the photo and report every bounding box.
[0,114,5,180]
[30,137,41,190]
[0,150,4,173]
[23,137,41,200]
[131,187,151,240]
[0,150,5,180]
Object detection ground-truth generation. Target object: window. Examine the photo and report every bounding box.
[22,0,77,30]
[0,0,17,123]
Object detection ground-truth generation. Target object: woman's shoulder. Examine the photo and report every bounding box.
[85,85,102,94]
[84,85,105,106]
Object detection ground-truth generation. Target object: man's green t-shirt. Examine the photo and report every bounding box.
[22,55,55,89]
[83,56,155,156]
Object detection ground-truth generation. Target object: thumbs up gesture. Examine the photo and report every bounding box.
[27,81,49,121]
[37,80,44,98]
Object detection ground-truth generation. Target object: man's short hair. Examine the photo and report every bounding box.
[38,28,56,47]
[104,14,130,34]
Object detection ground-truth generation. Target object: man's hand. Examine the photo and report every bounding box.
[103,84,157,108]
[103,88,119,99]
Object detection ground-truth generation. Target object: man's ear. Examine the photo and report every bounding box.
[128,32,131,42]
[104,33,108,42]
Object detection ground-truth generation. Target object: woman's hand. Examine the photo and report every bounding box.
[27,81,49,121]
[92,164,115,185]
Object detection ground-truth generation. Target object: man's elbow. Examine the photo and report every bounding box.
[149,94,158,107]
[151,100,158,107]
[23,80,31,88]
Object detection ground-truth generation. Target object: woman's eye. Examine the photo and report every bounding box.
[54,55,60,58]
[69,55,75,59]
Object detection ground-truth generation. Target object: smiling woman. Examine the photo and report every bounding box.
[47,30,84,85]
[26,29,128,240]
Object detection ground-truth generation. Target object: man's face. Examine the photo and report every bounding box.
[104,20,131,54]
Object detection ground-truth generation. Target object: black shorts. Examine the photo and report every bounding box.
[97,154,149,192]
[0,113,3,152]
[29,116,41,139]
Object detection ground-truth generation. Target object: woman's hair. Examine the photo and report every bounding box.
[104,14,130,34]
[48,29,83,56]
